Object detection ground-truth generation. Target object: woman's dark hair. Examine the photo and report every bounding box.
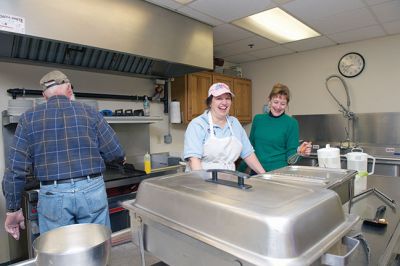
[205,95,213,108]
[205,94,233,109]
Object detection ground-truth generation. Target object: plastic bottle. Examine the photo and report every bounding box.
[144,152,151,174]
[143,96,150,117]
[263,104,269,114]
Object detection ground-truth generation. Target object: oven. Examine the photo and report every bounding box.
[22,162,148,258]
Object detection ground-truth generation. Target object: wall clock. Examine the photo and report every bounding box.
[338,52,365,78]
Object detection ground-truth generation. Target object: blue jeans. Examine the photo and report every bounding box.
[38,176,110,234]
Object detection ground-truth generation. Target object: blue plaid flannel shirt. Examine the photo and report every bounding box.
[2,95,125,210]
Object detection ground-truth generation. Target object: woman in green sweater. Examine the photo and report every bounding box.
[240,83,311,172]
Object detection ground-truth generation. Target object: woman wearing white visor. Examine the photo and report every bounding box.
[183,82,265,174]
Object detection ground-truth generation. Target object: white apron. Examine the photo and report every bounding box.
[201,112,242,170]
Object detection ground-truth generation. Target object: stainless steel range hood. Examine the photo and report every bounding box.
[0,0,214,78]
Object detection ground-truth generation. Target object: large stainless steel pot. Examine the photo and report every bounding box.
[11,223,111,266]
[123,170,362,266]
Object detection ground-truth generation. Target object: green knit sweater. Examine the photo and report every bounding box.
[240,113,299,172]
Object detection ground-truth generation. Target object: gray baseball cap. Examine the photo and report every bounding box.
[39,70,70,91]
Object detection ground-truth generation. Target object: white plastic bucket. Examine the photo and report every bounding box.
[317,144,341,169]
[345,148,376,194]
[345,148,375,175]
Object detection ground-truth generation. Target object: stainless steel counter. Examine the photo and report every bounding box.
[297,154,400,177]
[345,175,400,265]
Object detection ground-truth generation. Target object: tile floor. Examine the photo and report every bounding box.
[109,241,165,266]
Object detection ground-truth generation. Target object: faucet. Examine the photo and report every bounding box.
[325,75,357,148]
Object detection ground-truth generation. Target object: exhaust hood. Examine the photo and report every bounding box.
[0,0,214,78]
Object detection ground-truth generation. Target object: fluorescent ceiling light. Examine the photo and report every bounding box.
[233,8,320,44]
[173,0,194,4]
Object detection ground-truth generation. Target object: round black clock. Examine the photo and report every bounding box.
[338,52,365,78]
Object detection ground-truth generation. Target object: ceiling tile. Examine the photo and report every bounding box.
[248,46,294,58]
[223,53,260,64]
[283,0,366,21]
[371,0,400,23]
[187,0,275,22]
[144,0,183,10]
[283,36,336,52]
[214,36,277,57]
[365,0,395,6]
[176,6,225,26]
[273,0,296,5]
[327,25,386,43]
[310,8,378,35]
[144,0,395,64]
[382,19,400,34]
[213,24,254,45]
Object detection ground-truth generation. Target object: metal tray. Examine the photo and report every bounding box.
[123,170,359,266]
[267,165,356,187]
[263,166,357,206]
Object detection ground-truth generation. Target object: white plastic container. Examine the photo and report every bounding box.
[345,148,376,194]
[345,148,376,175]
[143,96,150,117]
[317,144,341,169]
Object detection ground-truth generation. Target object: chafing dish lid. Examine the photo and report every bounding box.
[127,171,358,265]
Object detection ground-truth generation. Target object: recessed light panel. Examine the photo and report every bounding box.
[233,8,320,44]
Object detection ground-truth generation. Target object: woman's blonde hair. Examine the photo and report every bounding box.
[268,83,290,103]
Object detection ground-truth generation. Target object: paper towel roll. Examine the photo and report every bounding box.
[170,101,181,123]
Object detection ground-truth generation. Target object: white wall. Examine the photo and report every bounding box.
[241,34,400,121]
[0,62,183,262]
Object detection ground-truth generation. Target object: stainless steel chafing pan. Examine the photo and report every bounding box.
[123,170,360,266]
[265,166,356,209]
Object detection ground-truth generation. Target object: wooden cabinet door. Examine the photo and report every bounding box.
[187,72,212,121]
[171,72,252,124]
[233,78,252,123]
[212,73,234,88]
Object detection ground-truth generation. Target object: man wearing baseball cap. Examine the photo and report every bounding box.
[183,82,265,174]
[3,70,125,239]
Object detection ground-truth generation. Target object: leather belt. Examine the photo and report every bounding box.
[40,173,102,186]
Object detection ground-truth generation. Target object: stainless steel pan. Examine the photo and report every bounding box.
[11,223,111,266]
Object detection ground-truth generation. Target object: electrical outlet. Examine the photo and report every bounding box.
[164,134,172,144]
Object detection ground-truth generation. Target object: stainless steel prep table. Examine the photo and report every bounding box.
[345,174,400,265]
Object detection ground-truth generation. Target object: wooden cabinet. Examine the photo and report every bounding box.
[171,71,252,124]
[232,78,252,123]
[171,72,212,123]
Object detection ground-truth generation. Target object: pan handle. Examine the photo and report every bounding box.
[10,258,37,266]
[206,169,251,190]
[373,205,386,220]
[321,236,360,266]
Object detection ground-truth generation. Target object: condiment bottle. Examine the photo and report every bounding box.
[143,96,150,117]
[144,152,151,174]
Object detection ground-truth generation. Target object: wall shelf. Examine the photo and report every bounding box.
[2,112,20,126]
[104,116,163,124]
[2,111,163,126]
